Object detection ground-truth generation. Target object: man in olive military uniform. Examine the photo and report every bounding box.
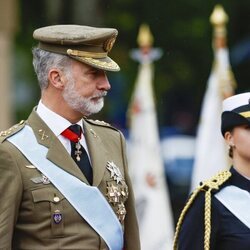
[0,25,140,250]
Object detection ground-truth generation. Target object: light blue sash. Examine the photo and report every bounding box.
[7,125,123,250]
[215,185,250,229]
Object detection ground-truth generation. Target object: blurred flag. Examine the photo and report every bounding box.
[127,24,174,250]
[190,5,236,190]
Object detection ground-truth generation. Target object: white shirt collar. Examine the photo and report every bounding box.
[36,100,83,136]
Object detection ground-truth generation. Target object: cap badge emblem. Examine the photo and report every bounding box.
[104,37,116,52]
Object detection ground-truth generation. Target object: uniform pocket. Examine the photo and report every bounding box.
[31,187,65,237]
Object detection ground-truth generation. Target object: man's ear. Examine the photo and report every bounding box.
[48,68,66,90]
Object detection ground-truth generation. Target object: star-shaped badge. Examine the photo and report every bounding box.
[106,161,124,184]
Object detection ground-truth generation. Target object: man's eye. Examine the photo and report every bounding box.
[89,70,98,75]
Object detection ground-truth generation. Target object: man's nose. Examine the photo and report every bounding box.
[98,72,111,91]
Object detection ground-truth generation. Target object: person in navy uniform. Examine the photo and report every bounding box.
[173,92,250,250]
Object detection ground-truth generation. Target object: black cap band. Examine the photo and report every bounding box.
[221,111,250,135]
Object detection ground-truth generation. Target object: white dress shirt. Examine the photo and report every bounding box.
[36,100,92,163]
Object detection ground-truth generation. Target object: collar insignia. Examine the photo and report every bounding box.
[38,129,49,140]
[90,128,97,138]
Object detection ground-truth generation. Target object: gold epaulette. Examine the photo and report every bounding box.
[173,170,232,250]
[0,120,26,143]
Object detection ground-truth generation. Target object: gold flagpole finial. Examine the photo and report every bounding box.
[137,24,154,48]
[210,4,228,26]
[210,5,229,49]
[210,5,228,40]
[210,5,236,98]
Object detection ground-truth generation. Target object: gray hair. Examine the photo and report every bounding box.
[32,47,72,90]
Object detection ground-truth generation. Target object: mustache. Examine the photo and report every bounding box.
[92,91,107,99]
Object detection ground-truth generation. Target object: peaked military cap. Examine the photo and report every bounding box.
[33,24,120,72]
[221,92,250,135]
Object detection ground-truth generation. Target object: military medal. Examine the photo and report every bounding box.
[106,184,121,203]
[106,161,124,184]
[42,175,50,184]
[30,176,43,184]
[75,140,82,162]
[61,126,83,161]
[106,185,127,223]
[117,203,126,222]
[30,175,50,184]
[105,161,128,222]
[53,210,62,224]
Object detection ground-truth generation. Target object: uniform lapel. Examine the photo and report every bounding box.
[83,119,110,186]
[27,110,88,183]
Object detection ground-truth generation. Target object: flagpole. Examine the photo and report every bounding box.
[127,24,174,250]
[190,5,236,191]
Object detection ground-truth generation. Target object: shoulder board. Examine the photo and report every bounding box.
[85,118,118,131]
[198,170,232,192]
[0,120,26,143]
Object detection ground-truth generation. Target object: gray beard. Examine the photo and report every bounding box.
[62,79,106,116]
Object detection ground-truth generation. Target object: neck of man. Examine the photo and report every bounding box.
[41,92,86,124]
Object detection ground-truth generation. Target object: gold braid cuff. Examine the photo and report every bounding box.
[173,170,231,250]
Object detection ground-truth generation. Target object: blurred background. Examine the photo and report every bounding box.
[1,0,250,248]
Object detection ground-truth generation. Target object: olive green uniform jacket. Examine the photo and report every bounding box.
[0,110,140,250]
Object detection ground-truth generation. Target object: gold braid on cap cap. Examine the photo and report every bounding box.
[239,111,250,118]
[173,170,231,250]
[67,49,108,59]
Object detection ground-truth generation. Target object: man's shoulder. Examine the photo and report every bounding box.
[84,118,119,132]
[0,120,26,143]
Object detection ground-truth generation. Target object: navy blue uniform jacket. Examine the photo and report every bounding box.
[178,167,250,250]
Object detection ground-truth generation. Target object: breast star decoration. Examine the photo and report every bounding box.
[106,161,124,184]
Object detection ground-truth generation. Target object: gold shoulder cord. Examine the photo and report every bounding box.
[173,170,231,250]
